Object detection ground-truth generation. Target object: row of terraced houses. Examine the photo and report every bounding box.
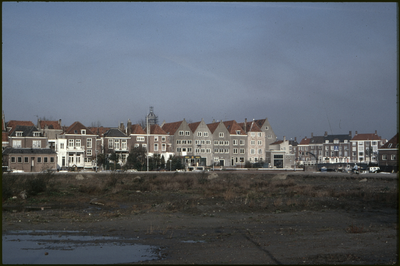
[2,110,398,172]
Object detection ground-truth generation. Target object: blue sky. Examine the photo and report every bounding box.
[2,2,397,140]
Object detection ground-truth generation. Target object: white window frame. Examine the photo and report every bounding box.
[219,132,224,138]
[87,138,92,148]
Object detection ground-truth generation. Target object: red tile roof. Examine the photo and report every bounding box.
[88,127,110,136]
[144,124,168,135]
[188,121,201,133]
[161,121,182,135]
[270,140,284,145]
[207,121,220,133]
[254,119,266,129]
[2,132,9,142]
[64,121,94,135]
[129,124,146,135]
[6,120,35,134]
[381,133,398,149]
[224,120,246,135]
[238,121,262,133]
[352,133,382,141]
[39,120,62,130]
[299,137,311,145]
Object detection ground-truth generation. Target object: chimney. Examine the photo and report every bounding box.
[375,130,377,135]
[119,122,125,132]
[283,136,286,142]
[324,131,328,137]
[244,118,247,133]
[127,119,132,135]
[212,119,216,123]
[311,132,313,138]
[355,131,358,135]
[349,131,352,137]
[294,137,297,142]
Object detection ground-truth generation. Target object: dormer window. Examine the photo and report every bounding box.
[16,131,23,137]
[81,129,86,135]
[33,132,41,137]
[236,130,240,135]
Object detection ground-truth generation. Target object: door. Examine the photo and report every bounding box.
[31,157,35,171]
[219,159,224,167]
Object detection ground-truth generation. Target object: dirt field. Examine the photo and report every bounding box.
[2,171,398,264]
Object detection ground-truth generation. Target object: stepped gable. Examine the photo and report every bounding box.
[64,121,94,135]
[39,120,62,130]
[188,121,201,133]
[144,124,168,135]
[224,120,246,135]
[161,120,183,135]
[129,124,146,135]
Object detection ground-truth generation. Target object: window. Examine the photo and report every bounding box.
[185,131,190,136]
[13,140,22,148]
[325,140,329,143]
[240,149,245,154]
[188,140,192,144]
[137,136,145,142]
[162,144,166,151]
[204,132,208,137]
[236,130,241,135]
[176,140,181,144]
[391,154,396,160]
[75,139,81,148]
[87,149,92,156]
[197,132,202,137]
[108,139,113,149]
[76,157,80,163]
[33,132,41,137]
[177,148,181,152]
[44,157,48,163]
[134,144,139,148]
[233,148,238,154]
[154,136,158,141]
[219,149,224,153]
[87,138,92,148]
[206,140,211,145]
[219,140,224,145]
[382,154,387,160]
[214,140,219,145]
[60,143,65,149]
[372,141,377,145]
[258,149,262,154]
[154,143,158,151]
[206,148,211,153]
[11,157,15,163]
[81,129,86,135]
[219,132,224,138]
[334,139,339,144]
[16,131,23,137]
[69,156,74,163]
[233,140,238,145]
[251,132,255,137]
[142,144,147,148]
[224,141,229,146]
[268,135,272,139]
[201,148,205,153]
[114,140,120,150]
[182,140,187,144]
[68,139,74,147]
[24,157,29,163]
[179,131,184,136]
[17,157,22,163]
[258,132,262,137]
[251,140,255,145]
[37,157,41,163]
[50,157,54,163]
[258,140,262,145]
[121,140,127,150]
[182,148,187,152]
[250,149,255,154]
[344,140,348,143]
[214,148,219,153]
[32,140,41,148]
[162,136,166,142]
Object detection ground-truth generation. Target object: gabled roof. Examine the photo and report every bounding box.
[352,133,381,141]
[380,133,398,149]
[161,120,183,135]
[88,127,110,137]
[9,125,41,137]
[309,136,324,144]
[39,120,62,130]
[299,137,311,145]
[64,121,94,135]
[129,124,146,135]
[254,119,266,129]
[239,121,262,133]
[188,121,201,133]
[6,120,35,134]
[224,120,246,135]
[207,121,220,134]
[270,140,284,145]
[144,124,168,135]
[104,128,127,138]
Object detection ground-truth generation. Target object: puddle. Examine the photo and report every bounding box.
[2,230,161,264]
[181,240,206,243]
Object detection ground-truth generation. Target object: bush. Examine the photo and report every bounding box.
[24,173,52,196]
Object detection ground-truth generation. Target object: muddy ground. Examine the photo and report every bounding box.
[2,171,398,264]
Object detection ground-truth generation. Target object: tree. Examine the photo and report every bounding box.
[126,146,147,171]
[109,152,121,170]
[168,156,184,171]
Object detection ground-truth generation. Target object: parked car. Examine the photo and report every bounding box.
[369,167,380,173]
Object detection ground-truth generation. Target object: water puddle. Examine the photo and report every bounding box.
[2,230,161,264]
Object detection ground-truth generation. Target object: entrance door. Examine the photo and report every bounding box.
[31,157,35,171]
[219,159,225,167]
[62,157,65,167]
